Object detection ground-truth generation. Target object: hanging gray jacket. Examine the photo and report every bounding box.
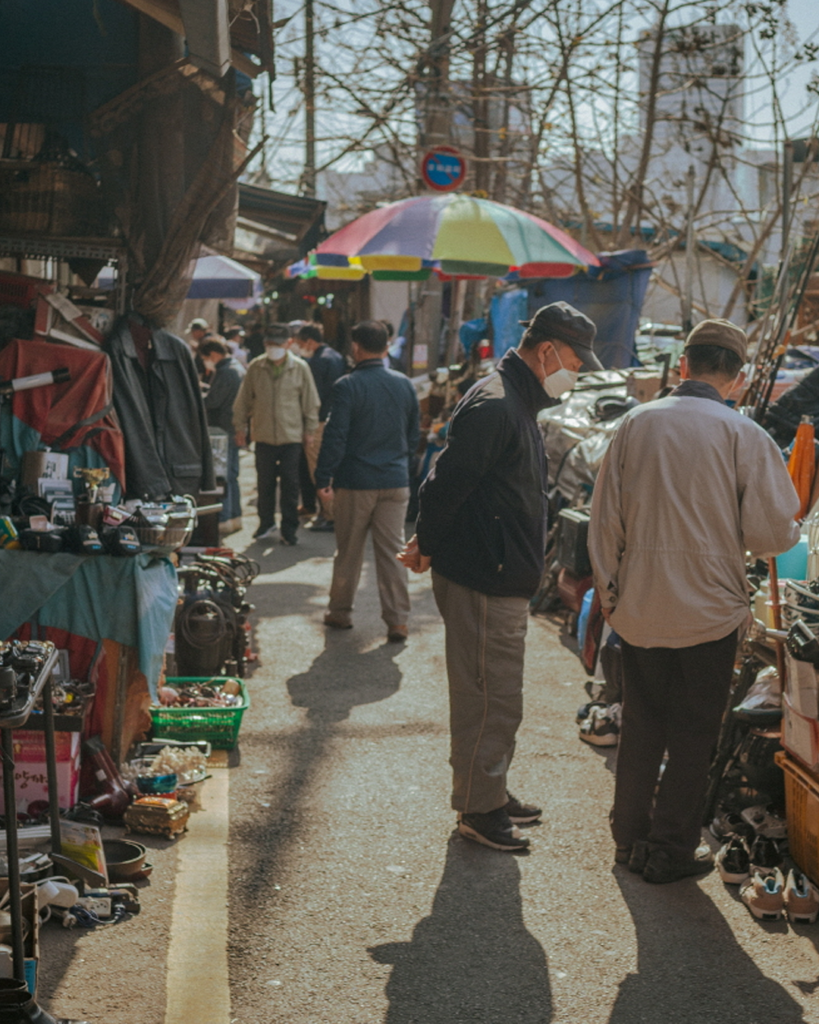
[106,317,215,500]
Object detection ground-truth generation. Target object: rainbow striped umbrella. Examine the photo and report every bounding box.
[312,193,599,280]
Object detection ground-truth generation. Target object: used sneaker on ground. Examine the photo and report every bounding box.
[709,808,756,842]
[458,807,530,852]
[579,703,621,746]
[741,868,785,921]
[715,835,751,884]
[749,835,783,874]
[576,700,608,724]
[740,804,788,840]
[642,844,714,884]
[253,523,278,540]
[784,869,819,924]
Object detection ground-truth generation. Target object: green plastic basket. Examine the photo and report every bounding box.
[150,677,250,750]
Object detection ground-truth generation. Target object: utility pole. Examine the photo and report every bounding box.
[303,0,316,197]
[682,164,696,333]
[472,0,489,194]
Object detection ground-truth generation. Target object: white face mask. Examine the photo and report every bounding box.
[266,345,286,361]
[542,347,579,398]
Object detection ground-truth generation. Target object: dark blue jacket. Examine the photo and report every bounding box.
[203,356,245,434]
[307,343,346,421]
[315,358,420,490]
[416,349,556,598]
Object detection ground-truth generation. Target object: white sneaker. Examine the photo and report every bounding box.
[254,524,278,541]
[579,703,621,747]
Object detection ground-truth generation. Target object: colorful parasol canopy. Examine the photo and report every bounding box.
[310,193,600,280]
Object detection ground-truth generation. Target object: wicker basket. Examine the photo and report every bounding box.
[0,160,104,236]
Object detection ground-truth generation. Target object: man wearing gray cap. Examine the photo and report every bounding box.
[589,319,799,883]
[400,301,602,851]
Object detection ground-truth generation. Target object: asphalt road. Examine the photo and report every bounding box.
[36,452,819,1022]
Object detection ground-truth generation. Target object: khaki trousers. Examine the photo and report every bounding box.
[328,487,410,627]
[432,571,529,814]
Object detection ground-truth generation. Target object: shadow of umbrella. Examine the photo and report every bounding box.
[609,867,805,1024]
[369,835,552,1024]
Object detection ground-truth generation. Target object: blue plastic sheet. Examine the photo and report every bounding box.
[490,289,528,359]
[459,317,487,355]
[513,250,652,369]
[0,550,177,698]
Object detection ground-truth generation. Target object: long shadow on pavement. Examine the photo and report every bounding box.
[610,867,806,1023]
[287,633,402,721]
[231,633,405,911]
[369,836,552,1024]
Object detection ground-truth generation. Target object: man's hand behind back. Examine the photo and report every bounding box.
[397,534,431,574]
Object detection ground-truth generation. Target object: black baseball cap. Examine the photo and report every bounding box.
[520,301,602,371]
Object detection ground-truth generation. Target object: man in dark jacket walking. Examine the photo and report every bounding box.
[294,322,346,530]
[399,303,602,851]
[316,320,420,642]
[200,338,246,534]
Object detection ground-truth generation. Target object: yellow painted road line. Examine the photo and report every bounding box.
[165,768,230,1024]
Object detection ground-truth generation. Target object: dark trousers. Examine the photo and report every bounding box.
[612,629,737,858]
[220,437,241,522]
[255,442,301,540]
[298,449,317,513]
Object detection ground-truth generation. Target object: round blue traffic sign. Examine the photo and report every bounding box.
[421,146,467,192]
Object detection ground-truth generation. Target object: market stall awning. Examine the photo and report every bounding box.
[97,254,262,300]
[185,254,262,299]
[236,184,326,264]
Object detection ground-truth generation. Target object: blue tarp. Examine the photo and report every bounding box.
[490,288,528,359]
[459,317,488,355]
[0,551,177,698]
[495,250,652,369]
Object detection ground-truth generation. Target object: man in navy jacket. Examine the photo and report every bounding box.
[400,302,602,851]
[316,321,420,642]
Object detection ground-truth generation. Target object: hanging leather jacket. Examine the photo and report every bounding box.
[106,316,215,500]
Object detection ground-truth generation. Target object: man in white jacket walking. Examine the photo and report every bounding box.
[588,319,800,884]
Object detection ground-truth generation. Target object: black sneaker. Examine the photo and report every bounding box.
[709,808,755,843]
[458,808,530,852]
[749,835,783,873]
[716,834,751,884]
[576,700,608,724]
[642,845,714,884]
[307,516,335,532]
[503,791,542,824]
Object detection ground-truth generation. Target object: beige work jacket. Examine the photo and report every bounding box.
[588,384,800,648]
[232,351,320,445]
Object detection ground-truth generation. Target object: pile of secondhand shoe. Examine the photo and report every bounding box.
[712,803,819,923]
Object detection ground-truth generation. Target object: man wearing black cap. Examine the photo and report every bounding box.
[589,319,799,883]
[399,301,602,851]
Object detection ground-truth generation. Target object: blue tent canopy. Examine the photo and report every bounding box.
[97,254,262,301]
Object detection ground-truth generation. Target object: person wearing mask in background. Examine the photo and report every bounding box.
[223,326,248,369]
[588,319,800,884]
[187,317,211,380]
[294,322,346,532]
[199,338,246,535]
[399,302,602,852]
[244,320,265,362]
[233,324,320,544]
[317,320,420,643]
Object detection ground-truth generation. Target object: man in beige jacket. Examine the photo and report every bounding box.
[589,319,799,884]
[233,323,320,543]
